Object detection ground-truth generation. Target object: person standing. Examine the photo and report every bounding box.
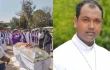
[12,29,21,45]
[34,29,39,45]
[44,30,52,54]
[0,29,7,51]
[25,29,32,44]
[38,30,45,49]
[0,45,10,70]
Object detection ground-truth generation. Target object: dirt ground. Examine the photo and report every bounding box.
[5,46,19,70]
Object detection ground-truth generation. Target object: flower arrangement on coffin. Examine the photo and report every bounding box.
[16,43,33,47]
[16,43,34,50]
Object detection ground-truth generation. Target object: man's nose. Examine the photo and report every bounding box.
[88,21,95,30]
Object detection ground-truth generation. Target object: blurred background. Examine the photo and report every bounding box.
[53,0,110,50]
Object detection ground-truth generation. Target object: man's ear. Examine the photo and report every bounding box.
[74,16,77,28]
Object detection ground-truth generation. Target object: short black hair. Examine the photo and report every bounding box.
[76,0,103,18]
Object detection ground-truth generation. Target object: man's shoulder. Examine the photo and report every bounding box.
[95,44,110,67]
[95,44,110,57]
[53,40,76,65]
[53,40,77,58]
[95,44,109,53]
[54,40,72,53]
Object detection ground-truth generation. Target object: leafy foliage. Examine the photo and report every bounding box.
[19,14,28,29]
[33,10,47,27]
[33,10,53,27]
[21,0,35,28]
[54,0,110,50]
[2,24,8,27]
[10,17,19,29]
[15,0,53,29]
[96,0,110,50]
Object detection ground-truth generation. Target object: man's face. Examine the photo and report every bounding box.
[74,4,102,42]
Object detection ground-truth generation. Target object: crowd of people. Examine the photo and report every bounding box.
[0,28,52,54]
[0,28,52,69]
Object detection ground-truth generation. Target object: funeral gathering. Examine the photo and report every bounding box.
[2,0,110,70]
[0,0,53,70]
[0,28,53,54]
[0,27,53,70]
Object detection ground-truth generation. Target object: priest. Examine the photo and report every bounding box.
[53,0,110,70]
[12,29,21,45]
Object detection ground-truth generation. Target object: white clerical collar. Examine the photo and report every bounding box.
[72,33,95,52]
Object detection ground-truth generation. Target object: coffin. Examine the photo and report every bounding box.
[13,42,51,63]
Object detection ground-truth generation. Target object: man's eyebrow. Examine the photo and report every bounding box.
[82,16,89,19]
[82,16,102,19]
[95,18,102,20]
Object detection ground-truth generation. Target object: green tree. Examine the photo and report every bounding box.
[21,0,36,28]
[2,24,8,27]
[54,0,110,50]
[42,7,53,26]
[96,0,110,50]
[33,10,47,27]
[10,17,19,29]
[54,0,81,49]
[19,14,28,29]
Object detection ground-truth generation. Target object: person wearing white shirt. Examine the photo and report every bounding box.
[53,0,110,70]
[0,30,7,51]
[25,30,32,44]
[38,30,45,49]
[0,46,10,70]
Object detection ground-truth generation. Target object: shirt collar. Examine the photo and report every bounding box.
[72,33,95,52]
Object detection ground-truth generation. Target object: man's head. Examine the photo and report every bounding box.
[76,0,103,19]
[74,0,103,46]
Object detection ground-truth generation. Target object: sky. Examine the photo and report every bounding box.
[0,0,53,22]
